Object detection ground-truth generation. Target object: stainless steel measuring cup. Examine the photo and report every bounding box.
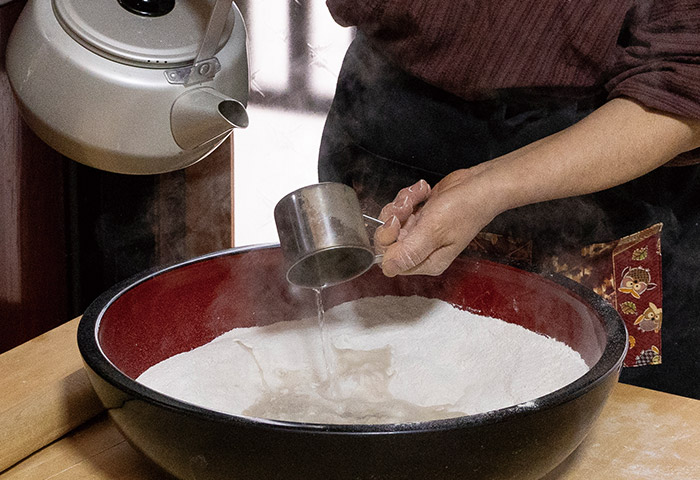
[274,182,382,289]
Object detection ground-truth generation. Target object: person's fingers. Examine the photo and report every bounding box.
[373,215,400,251]
[382,239,461,277]
[401,212,420,234]
[395,248,460,276]
[378,195,412,225]
[408,179,431,201]
[378,180,431,224]
[380,220,438,276]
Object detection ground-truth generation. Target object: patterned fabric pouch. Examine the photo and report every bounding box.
[466,223,663,367]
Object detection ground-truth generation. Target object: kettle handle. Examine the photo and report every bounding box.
[185,0,233,86]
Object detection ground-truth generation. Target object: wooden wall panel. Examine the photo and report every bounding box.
[1,0,69,352]
[68,140,233,314]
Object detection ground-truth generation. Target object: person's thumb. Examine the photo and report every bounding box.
[380,228,437,277]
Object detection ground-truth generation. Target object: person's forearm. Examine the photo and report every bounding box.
[376,97,700,277]
[475,97,700,215]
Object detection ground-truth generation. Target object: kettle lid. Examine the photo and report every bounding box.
[53,0,235,67]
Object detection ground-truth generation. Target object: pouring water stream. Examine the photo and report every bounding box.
[313,214,384,396]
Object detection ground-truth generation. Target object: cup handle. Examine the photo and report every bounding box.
[364,216,385,266]
[363,214,384,226]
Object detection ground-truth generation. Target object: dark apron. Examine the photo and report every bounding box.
[319,34,700,399]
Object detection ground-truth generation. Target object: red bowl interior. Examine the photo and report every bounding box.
[98,247,608,380]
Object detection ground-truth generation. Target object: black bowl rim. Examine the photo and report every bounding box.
[78,244,628,434]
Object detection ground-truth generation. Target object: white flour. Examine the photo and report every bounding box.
[137,295,589,424]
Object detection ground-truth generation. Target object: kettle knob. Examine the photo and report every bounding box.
[117,0,175,17]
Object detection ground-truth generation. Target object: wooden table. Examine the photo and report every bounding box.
[2,319,699,479]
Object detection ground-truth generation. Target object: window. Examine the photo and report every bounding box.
[233,1,353,246]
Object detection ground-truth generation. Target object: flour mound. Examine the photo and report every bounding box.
[137,295,589,424]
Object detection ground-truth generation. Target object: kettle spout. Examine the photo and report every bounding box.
[171,87,249,151]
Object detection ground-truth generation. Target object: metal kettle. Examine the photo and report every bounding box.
[6,0,249,174]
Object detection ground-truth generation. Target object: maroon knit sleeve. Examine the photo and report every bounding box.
[607,0,700,121]
[325,0,386,27]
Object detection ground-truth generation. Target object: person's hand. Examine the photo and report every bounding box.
[373,169,503,277]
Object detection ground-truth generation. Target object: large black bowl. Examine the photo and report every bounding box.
[78,245,626,480]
